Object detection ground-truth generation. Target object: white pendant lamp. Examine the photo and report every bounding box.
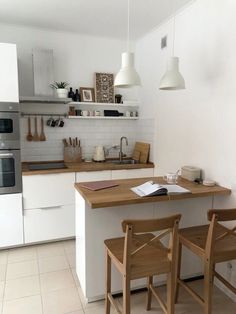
[114,0,141,88]
[159,0,185,90]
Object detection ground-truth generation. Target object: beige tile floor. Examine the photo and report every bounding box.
[0,239,235,313]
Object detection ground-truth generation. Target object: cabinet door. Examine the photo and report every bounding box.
[75,171,111,183]
[23,173,75,209]
[24,204,75,243]
[111,168,154,180]
[0,43,19,102]
[0,193,23,248]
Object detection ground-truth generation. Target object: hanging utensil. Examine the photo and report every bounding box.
[33,117,40,141]
[39,117,46,141]
[69,137,72,146]
[26,117,33,141]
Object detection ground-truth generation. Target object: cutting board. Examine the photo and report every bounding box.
[132,142,150,163]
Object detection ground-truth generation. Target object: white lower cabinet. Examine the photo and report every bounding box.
[24,204,75,244]
[23,173,75,210]
[23,173,76,243]
[111,168,154,180]
[75,170,111,183]
[0,193,23,248]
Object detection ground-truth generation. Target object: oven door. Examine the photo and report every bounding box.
[0,150,22,194]
[0,112,20,142]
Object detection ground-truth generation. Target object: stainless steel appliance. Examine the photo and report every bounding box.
[0,102,20,149]
[0,102,21,194]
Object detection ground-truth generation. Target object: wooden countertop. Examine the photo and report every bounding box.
[22,160,154,175]
[75,177,231,209]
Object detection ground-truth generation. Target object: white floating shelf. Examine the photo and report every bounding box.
[20,96,72,104]
[68,116,138,120]
[69,101,139,108]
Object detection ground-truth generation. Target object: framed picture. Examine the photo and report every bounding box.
[80,87,95,102]
[95,73,114,103]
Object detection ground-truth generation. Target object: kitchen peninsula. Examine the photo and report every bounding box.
[75,177,230,302]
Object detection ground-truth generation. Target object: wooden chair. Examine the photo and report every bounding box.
[104,214,182,314]
[175,208,236,314]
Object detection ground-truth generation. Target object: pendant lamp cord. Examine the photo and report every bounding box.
[127,0,130,52]
[172,0,176,56]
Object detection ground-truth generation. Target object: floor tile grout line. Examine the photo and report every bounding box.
[1,249,9,314]
[37,257,45,314]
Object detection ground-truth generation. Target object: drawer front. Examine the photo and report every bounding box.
[23,173,75,209]
[24,204,75,243]
[111,168,154,180]
[75,171,111,183]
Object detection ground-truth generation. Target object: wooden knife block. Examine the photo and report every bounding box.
[64,147,82,163]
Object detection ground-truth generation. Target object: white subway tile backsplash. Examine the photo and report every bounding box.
[20,118,155,162]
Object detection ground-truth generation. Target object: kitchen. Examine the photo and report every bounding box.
[0,0,236,314]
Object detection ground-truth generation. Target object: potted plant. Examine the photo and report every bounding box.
[50,81,69,98]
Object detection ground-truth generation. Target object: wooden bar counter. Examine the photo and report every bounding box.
[74,177,230,302]
[75,176,230,209]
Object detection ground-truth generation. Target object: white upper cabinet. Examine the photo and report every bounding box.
[0,43,19,102]
[23,173,75,209]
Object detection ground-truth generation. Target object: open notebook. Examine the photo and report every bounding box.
[131,181,190,197]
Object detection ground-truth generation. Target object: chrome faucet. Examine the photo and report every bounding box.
[119,136,128,162]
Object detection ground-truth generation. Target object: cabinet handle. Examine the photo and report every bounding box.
[40,205,63,210]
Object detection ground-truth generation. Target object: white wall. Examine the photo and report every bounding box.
[0,23,154,161]
[0,22,134,97]
[136,0,236,298]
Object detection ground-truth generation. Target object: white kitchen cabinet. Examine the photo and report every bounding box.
[24,204,75,244]
[0,193,23,248]
[111,168,154,180]
[23,173,75,209]
[75,171,111,183]
[23,173,75,243]
[0,43,19,102]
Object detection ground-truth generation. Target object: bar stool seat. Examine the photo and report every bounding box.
[176,209,236,314]
[179,223,236,262]
[104,214,181,314]
[105,233,171,280]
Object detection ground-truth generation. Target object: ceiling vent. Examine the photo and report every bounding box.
[161,36,167,49]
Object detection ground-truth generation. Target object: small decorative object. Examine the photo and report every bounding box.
[68,87,74,99]
[50,81,69,98]
[73,89,81,102]
[95,73,114,103]
[115,94,122,103]
[80,87,95,102]
[69,106,76,116]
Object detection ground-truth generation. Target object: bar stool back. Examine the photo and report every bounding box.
[104,213,181,314]
[176,208,236,314]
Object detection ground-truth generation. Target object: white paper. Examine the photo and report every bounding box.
[131,181,165,197]
[162,185,190,194]
[131,182,190,197]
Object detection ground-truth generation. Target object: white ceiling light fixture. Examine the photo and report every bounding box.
[114,0,141,88]
[159,0,185,90]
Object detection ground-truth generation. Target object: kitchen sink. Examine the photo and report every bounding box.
[28,162,67,171]
[108,159,139,165]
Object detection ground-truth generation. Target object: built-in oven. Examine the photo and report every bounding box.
[0,102,20,150]
[0,149,22,194]
[0,102,22,194]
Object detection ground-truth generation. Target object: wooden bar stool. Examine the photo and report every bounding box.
[175,208,236,314]
[104,214,181,314]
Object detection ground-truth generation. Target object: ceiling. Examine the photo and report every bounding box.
[0,0,192,39]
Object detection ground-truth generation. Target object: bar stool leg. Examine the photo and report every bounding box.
[175,242,182,303]
[105,251,111,314]
[123,274,131,314]
[146,276,153,311]
[167,266,177,314]
[204,259,214,314]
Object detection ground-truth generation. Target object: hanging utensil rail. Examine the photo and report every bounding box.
[21,112,68,117]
